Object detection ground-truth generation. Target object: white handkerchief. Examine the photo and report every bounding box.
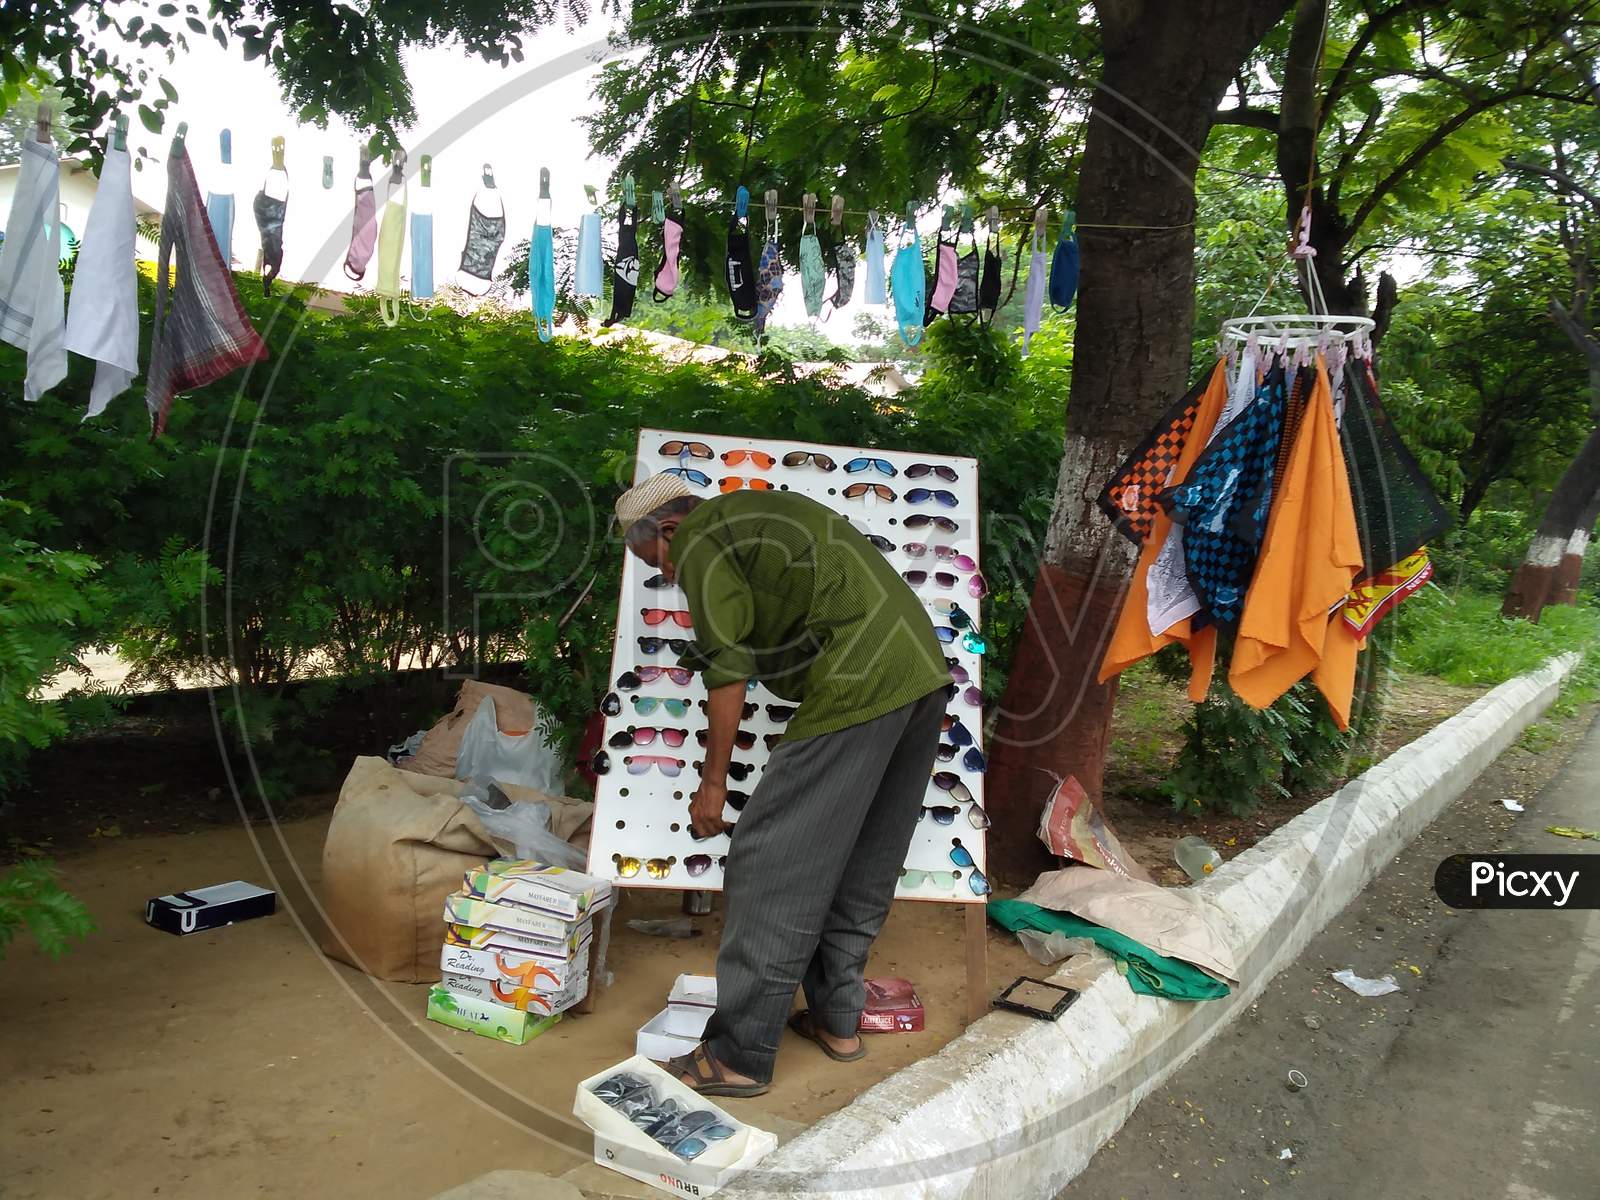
[65,142,140,418]
[0,138,68,402]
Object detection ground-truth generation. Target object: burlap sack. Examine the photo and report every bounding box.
[320,756,498,983]
[404,680,538,779]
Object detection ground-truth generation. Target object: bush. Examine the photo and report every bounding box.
[1158,664,1350,817]
[0,274,1064,769]
[0,499,112,797]
[0,860,94,959]
[1428,509,1535,596]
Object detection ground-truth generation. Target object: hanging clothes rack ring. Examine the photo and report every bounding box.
[1219,313,1373,353]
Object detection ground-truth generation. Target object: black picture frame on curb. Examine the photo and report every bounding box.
[994,976,1080,1022]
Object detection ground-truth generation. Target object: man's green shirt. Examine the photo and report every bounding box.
[671,490,950,741]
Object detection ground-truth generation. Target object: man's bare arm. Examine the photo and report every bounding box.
[689,679,746,838]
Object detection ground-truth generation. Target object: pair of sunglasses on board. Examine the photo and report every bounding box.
[592,753,685,777]
[840,458,962,482]
[659,441,775,468]
[900,839,990,896]
[616,666,694,690]
[934,742,988,772]
[601,694,691,718]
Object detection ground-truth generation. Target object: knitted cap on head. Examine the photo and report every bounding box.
[615,471,694,531]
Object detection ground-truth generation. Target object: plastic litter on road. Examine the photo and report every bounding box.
[1331,967,1401,997]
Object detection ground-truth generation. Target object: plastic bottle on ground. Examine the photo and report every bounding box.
[1174,835,1223,881]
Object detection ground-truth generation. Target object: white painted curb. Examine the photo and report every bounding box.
[726,652,1580,1199]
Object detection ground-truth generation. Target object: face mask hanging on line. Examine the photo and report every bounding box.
[252,138,289,296]
[344,148,377,282]
[925,210,958,323]
[459,163,505,296]
[891,211,925,347]
[864,209,887,305]
[947,210,980,317]
[374,154,408,326]
[725,185,756,322]
[977,209,1002,326]
[799,215,826,319]
[603,197,640,327]
[753,188,783,338]
[654,191,684,302]
[1050,209,1079,312]
[409,153,434,301]
[824,196,855,318]
[1022,209,1049,355]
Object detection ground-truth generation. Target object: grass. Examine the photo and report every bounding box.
[1389,587,1600,687]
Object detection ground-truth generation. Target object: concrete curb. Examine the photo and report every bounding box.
[727,652,1580,1199]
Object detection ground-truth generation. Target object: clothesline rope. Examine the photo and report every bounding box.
[731,197,1191,232]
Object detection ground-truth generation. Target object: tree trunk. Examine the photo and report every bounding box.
[984,0,1295,882]
[1547,485,1600,606]
[1503,423,1600,620]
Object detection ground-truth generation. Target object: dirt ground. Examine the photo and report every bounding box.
[0,663,1504,1198]
[0,813,1037,1200]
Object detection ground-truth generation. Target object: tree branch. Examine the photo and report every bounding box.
[1347,94,1507,234]
[1550,296,1600,363]
[1371,270,1399,346]
[1329,100,1382,208]
[1322,0,1448,119]
[1503,157,1600,217]
[1212,104,1280,130]
[1559,26,1600,106]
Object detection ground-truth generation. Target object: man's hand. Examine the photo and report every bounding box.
[690,679,748,840]
[689,778,733,840]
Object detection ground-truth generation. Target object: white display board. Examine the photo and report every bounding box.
[585,428,988,903]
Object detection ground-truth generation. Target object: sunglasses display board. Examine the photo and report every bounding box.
[587,428,990,907]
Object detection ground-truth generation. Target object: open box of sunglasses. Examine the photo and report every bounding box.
[575,1055,777,1196]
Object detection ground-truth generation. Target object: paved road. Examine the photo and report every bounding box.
[1066,715,1600,1199]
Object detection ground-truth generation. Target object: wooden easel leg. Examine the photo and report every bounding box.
[964,902,988,1024]
[574,904,612,1016]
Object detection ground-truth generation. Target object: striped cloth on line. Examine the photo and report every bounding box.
[146,144,267,439]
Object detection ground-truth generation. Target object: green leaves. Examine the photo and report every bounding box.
[0,860,94,960]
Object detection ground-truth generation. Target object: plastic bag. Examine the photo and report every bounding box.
[387,729,426,765]
[1331,967,1400,997]
[1015,928,1097,966]
[454,696,563,794]
[627,916,698,939]
[458,777,585,869]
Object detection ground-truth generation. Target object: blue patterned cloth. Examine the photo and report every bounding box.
[1160,363,1289,629]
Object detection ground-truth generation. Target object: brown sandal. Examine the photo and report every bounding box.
[787,1010,867,1062]
[667,1043,770,1098]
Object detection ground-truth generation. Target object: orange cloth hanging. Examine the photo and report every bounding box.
[1098,359,1229,701]
[1229,356,1364,727]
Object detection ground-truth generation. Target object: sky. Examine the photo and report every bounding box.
[129,18,829,332]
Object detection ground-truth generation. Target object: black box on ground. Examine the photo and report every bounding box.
[145,881,277,936]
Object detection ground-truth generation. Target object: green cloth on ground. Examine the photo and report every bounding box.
[986,898,1230,1001]
[672,490,950,741]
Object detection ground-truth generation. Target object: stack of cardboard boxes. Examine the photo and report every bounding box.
[426,859,611,1045]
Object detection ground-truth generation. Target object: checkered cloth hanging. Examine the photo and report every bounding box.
[1097,372,1214,545]
[1160,362,1290,629]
